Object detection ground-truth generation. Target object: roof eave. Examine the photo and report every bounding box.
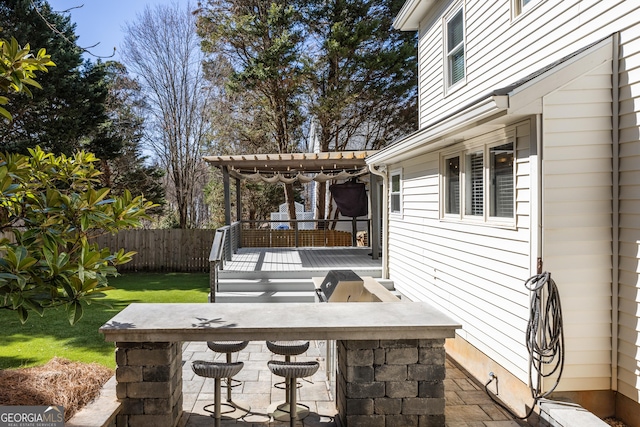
[366,95,509,166]
[393,0,438,31]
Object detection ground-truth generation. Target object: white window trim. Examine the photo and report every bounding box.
[390,169,403,216]
[440,134,516,227]
[442,153,461,218]
[511,0,543,22]
[487,140,516,223]
[443,1,466,95]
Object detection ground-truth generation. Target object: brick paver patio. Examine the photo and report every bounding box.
[180,341,529,427]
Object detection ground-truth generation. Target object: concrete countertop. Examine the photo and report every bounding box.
[100,302,461,342]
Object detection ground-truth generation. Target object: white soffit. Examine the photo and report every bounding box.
[394,0,438,31]
[366,95,509,165]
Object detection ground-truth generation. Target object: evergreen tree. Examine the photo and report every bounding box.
[302,0,417,219]
[0,0,111,155]
[196,0,307,221]
[196,0,417,221]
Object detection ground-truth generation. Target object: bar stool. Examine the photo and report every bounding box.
[192,361,244,427]
[267,361,319,426]
[265,340,310,421]
[206,341,251,416]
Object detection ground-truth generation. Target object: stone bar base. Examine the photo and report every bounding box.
[114,342,183,427]
[337,339,446,427]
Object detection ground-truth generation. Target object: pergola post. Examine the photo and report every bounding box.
[370,172,381,260]
[223,166,231,226]
[235,177,242,222]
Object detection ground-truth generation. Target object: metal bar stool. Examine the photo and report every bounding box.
[267,361,320,427]
[265,340,310,422]
[192,361,244,427]
[207,341,251,416]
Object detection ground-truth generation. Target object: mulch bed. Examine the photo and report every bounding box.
[0,357,114,421]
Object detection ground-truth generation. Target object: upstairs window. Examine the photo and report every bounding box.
[513,0,541,19]
[390,170,402,214]
[446,7,465,87]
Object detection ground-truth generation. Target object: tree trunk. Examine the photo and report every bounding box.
[284,183,297,228]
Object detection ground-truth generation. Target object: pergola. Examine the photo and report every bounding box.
[203,151,382,255]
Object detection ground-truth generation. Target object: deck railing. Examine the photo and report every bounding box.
[239,219,370,248]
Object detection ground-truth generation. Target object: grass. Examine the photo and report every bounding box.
[0,272,209,370]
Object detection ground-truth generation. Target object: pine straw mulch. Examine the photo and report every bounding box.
[0,357,114,421]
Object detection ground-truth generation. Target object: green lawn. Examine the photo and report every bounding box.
[0,273,209,370]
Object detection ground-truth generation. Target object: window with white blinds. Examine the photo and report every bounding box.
[465,151,483,216]
[446,7,465,87]
[490,143,514,218]
[442,139,515,224]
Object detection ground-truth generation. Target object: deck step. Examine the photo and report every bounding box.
[212,289,402,304]
[214,291,316,303]
[216,277,394,293]
[218,267,382,280]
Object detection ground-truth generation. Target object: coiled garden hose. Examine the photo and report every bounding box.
[484,271,565,420]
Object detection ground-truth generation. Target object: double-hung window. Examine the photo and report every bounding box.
[390,170,402,215]
[442,139,515,224]
[446,6,465,88]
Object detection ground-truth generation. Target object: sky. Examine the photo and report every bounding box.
[47,0,189,60]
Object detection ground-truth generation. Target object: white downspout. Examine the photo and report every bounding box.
[529,113,543,394]
[531,115,543,277]
[369,164,389,279]
[611,32,620,393]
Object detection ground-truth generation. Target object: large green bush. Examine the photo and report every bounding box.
[0,147,155,324]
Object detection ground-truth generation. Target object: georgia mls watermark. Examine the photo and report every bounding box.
[0,406,64,427]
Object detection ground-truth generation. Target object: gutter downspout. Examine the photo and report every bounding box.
[528,112,544,393]
[611,32,620,393]
[532,115,543,279]
[369,164,389,279]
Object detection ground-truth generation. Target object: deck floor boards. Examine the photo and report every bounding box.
[223,247,380,273]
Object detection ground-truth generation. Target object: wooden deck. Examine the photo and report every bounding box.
[222,247,381,272]
[216,247,385,303]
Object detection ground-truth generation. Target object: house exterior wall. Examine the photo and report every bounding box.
[541,61,613,392]
[387,121,532,383]
[379,0,640,419]
[416,0,639,128]
[618,22,640,408]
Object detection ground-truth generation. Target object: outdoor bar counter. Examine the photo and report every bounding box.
[100,302,461,427]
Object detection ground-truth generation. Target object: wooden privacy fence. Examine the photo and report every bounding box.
[94,229,216,272]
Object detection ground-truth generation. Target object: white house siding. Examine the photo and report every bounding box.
[541,61,613,392]
[416,0,640,129]
[387,121,532,382]
[618,22,640,404]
